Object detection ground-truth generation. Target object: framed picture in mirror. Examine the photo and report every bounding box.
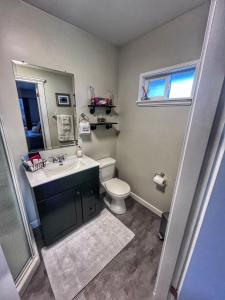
[56,93,71,107]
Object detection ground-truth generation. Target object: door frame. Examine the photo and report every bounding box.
[171,80,225,298]
[0,117,40,294]
[178,124,225,296]
[15,75,52,150]
[153,0,225,299]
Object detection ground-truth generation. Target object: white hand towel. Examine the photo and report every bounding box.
[57,115,75,142]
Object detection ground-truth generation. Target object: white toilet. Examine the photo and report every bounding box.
[98,157,131,214]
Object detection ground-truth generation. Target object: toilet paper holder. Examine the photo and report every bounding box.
[153,172,167,187]
[154,172,165,178]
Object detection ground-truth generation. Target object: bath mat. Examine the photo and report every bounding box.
[41,209,135,300]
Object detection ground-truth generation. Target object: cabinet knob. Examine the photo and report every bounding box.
[76,191,80,195]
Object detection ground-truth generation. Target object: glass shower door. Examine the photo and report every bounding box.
[0,120,35,282]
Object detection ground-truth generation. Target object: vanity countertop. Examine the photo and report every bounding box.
[25,155,100,188]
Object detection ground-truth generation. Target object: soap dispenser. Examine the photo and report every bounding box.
[77,145,83,158]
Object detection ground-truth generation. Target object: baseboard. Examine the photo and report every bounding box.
[130,192,163,217]
[30,219,40,228]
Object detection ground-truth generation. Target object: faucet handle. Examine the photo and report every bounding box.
[56,154,67,162]
[61,154,68,160]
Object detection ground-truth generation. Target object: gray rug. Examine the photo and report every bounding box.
[41,209,135,300]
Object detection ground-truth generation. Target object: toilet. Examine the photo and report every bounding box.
[98,157,131,214]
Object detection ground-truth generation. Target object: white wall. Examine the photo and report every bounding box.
[116,3,210,212]
[0,0,118,225]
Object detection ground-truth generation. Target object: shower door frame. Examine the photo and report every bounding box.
[0,117,40,294]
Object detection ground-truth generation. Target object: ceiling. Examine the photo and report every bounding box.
[23,0,206,46]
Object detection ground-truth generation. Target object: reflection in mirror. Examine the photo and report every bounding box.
[12,61,76,152]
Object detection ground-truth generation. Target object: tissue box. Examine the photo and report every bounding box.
[79,121,90,135]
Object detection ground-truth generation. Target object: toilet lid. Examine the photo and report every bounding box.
[105,178,130,196]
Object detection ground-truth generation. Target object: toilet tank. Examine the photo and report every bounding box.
[98,157,116,182]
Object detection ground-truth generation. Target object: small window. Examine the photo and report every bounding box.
[147,77,167,99]
[169,68,195,99]
[138,62,197,106]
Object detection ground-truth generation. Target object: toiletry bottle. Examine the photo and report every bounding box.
[106,90,113,105]
[77,145,83,158]
[89,86,95,105]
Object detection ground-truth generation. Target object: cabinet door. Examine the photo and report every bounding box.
[37,188,82,245]
[81,180,102,222]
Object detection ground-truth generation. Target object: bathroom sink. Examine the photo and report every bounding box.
[43,157,85,176]
[25,155,100,188]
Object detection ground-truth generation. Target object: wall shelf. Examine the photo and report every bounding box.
[90,122,118,130]
[88,104,116,114]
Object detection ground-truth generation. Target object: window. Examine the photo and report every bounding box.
[147,77,167,99]
[169,68,195,99]
[138,62,197,106]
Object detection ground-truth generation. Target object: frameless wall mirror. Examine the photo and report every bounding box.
[12,61,77,152]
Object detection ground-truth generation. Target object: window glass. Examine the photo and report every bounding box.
[169,68,195,99]
[147,78,166,98]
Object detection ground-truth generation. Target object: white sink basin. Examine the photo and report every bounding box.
[25,155,100,188]
[44,157,85,176]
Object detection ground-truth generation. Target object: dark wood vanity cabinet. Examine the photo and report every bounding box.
[33,167,102,245]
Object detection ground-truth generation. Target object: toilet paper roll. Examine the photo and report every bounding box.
[153,174,166,187]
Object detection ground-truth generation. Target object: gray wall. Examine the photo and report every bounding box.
[116,3,210,212]
[0,0,118,225]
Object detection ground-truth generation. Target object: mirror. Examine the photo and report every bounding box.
[12,61,77,152]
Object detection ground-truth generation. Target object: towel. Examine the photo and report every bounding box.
[56,115,75,142]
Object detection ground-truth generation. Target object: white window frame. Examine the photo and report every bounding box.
[144,75,169,101]
[137,60,199,107]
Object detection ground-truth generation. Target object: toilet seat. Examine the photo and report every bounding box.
[104,178,130,197]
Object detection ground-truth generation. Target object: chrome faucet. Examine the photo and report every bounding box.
[57,155,65,165]
[49,154,67,165]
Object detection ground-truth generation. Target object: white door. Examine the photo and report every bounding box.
[153,0,225,299]
[0,118,39,294]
